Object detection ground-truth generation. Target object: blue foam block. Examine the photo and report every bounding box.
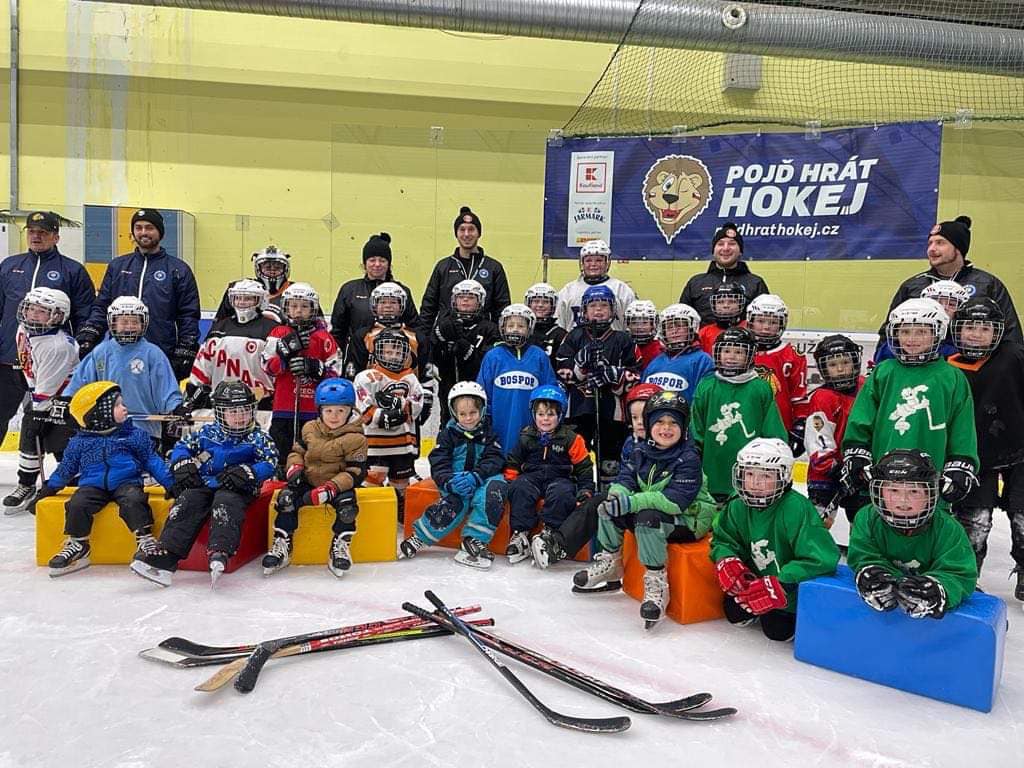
[794,564,1006,712]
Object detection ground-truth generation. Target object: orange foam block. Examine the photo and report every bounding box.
[622,532,725,624]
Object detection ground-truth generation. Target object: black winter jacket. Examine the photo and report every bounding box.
[504,423,595,494]
[418,248,511,333]
[330,275,419,354]
[679,260,769,325]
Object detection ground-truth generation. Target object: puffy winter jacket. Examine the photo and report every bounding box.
[287,418,368,490]
[83,248,201,357]
[170,422,279,489]
[679,261,769,325]
[429,417,504,492]
[504,423,595,494]
[0,247,95,364]
[330,275,419,353]
[47,420,173,492]
[418,248,511,333]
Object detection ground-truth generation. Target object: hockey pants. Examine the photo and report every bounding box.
[724,593,796,642]
[413,475,507,545]
[274,482,359,536]
[597,508,697,569]
[64,484,153,538]
[507,475,576,533]
[158,486,254,568]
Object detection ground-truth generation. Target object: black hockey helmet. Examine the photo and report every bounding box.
[712,326,756,377]
[212,380,256,436]
[952,296,1004,361]
[642,390,690,437]
[869,449,939,532]
[709,281,746,323]
[373,329,411,373]
[813,334,862,392]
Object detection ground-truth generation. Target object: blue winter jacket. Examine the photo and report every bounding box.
[46,420,173,492]
[0,247,95,364]
[66,338,184,439]
[170,422,278,489]
[84,248,200,357]
[429,418,504,494]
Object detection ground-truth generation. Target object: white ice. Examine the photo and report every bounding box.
[1,454,1020,768]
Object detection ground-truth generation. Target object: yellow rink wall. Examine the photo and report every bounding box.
[0,0,1020,333]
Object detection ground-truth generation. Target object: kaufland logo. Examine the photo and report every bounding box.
[576,163,607,194]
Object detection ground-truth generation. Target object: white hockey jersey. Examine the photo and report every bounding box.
[353,366,424,458]
[190,316,278,399]
[16,327,78,410]
[556,276,636,332]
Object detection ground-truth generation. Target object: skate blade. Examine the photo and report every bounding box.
[4,504,29,516]
[130,559,171,587]
[571,579,623,595]
[454,553,493,570]
[507,551,532,565]
[210,569,224,588]
[49,558,91,578]
[328,562,350,578]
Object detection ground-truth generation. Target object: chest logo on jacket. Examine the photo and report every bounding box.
[711,402,756,445]
[154,270,167,282]
[47,271,60,281]
[751,539,778,573]
[129,358,146,375]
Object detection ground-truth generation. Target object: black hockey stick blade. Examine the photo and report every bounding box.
[411,593,631,734]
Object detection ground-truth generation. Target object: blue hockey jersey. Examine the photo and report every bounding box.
[642,348,715,404]
[170,422,278,489]
[476,343,557,455]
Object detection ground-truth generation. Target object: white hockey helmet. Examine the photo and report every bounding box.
[228,279,268,324]
[746,293,789,348]
[732,437,795,509]
[524,282,558,319]
[447,380,487,415]
[624,300,658,343]
[658,303,701,352]
[579,239,611,277]
[17,287,70,335]
[450,279,486,321]
[251,245,291,293]
[920,280,970,317]
[107,295,149,345]
[886,297,949,365]
[499,303,536,347]
[371,281,408,323]
[282,282,320,328]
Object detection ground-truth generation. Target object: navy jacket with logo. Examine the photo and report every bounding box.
[503,423,595,495]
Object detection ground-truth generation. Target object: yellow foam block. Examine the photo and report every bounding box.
[267,486,398,565]
[35,487,173,566]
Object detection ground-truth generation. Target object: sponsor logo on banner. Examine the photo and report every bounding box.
[642,155,714,244]
[567,151,614,247]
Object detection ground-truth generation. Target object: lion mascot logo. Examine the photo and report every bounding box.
[642,154,713,244]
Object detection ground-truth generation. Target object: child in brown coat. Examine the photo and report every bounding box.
[263,378,368,578]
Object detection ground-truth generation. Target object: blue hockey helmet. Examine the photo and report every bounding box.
[315,377,355,408]
[529,384,568,421]
[581,284,616,334]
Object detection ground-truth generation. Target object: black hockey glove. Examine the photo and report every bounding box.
[855,565,898,612]
[588,364,622,389]
[434,317,460,346]
[895,574,948,619]
[170,458,204,497]
[788,418,806,459]
[375,391,400,411]
[75,325,104,359]
[44,395,72,426]
[417,388,434,426]
[164,403,194,441]
[940,459,979,504]
[27,484,57,516]
[378,407,406,430]
[840,446,873,495]
[276,328,305,363]
[171,340,199,381]
[182,383,211,412]
[288,356,324,379]
[217,463,259,496]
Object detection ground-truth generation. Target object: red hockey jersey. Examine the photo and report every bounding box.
[263,324,343,417]
[803,378,864,485]
[753,343,808,431]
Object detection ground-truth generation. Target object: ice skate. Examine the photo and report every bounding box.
[135,531,167,559]
[209,551,229,587]
[530,527,565,570]
[1013,567,1024,603]
[641,568,669,629]
[3,484,37,515]
[328,532,353,578]
[505,530,532,564]
[48,537,90,577]
[454,536,494,570]
[398,533,425,559]
[572,550,623,594]
[262,529,292,576]
[130,557,173,587]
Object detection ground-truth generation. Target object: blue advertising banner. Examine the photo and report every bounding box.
[543,121,941,261]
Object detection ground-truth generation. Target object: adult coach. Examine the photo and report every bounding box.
[330,232,418,354]
[679,221,769,325]
[76,208,201,379]
[0,211,95,445]
[882,215,1021,344]
[418,206,511,333]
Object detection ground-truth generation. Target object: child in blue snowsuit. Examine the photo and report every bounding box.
[65,296,185,444]
[477,303,557,456]
[38,381,174,577]
[398,381,507,569]
[131,381,278,587]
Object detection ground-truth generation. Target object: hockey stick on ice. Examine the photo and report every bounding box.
[407,592,631,734]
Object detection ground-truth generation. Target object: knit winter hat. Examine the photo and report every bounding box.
[131,208,165,239]
[711,221,743,254]
[454,206,482,236]
[930,215,971,257]
[362,232,393,264]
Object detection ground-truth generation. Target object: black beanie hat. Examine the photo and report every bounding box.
[930,215,971,257]
[131,208,165,239]
[454,206,482,236]
[362,232,393,264]
[711,221,743,254]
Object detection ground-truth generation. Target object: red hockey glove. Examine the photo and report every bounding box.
[715,556,756,597]
[737,575,788,615]
[309,481,340,506]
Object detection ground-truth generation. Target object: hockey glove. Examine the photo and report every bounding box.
[597,492,630,519]
[434,317,459,345]
[737,575,788,615]
[715,556,757,597]
[940,459,979,504]
[75,325,103,359]
[285,464,306,491]
[217,464,258,496]
[895,574,948,619]
[165,403,194,440]
[417,388,434,427]
[840,446,873,495]
[27,484,57,516]
[788,418,807,459]
[306,481,340,506]
[378,407,406,430]
[375,391,400,411]
[182,383,211,412]
[855,565,899,612]
[170,458,204,497]
[575,488,594,505]
[288,356,324,379]
[172,340,199,381]
[45,395,71,426]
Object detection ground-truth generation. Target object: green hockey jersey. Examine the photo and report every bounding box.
[847,505,978,612]
[690,375,787,497]
[709,489,841,612]
[842,359,978,470]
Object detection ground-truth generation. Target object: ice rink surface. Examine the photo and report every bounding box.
[2,454,1020,768]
